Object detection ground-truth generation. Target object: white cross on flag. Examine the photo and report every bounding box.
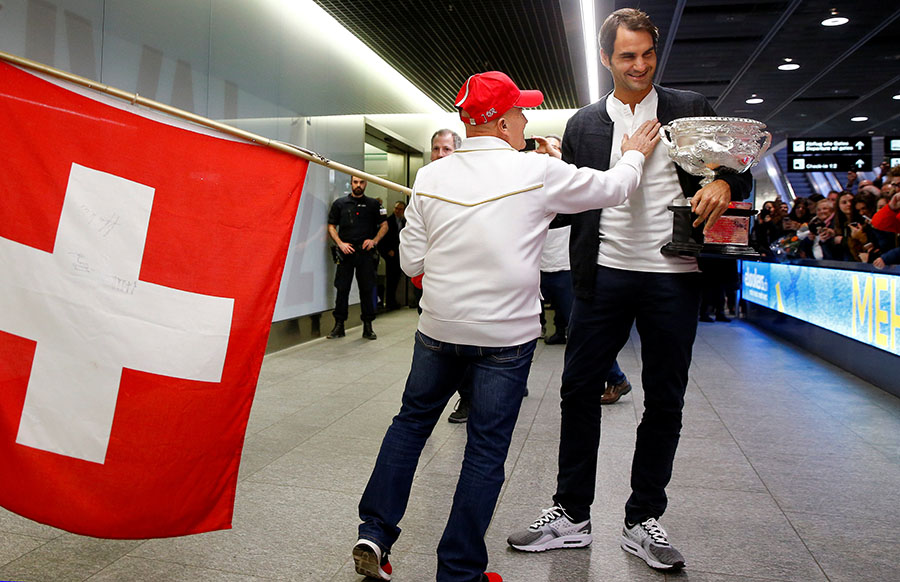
[0,62,308,538]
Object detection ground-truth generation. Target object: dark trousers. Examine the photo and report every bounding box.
[553,265,700,524]
[539,270,574,334]
[333,248,377,323]
[384,255,402,309]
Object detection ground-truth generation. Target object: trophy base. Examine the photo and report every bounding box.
[700,243,761,258]
[661,241,704,257]
[662,242,762,259]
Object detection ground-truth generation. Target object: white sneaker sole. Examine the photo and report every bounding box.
[353,541,391,580]
[510,533,592,552]
[621,537,684,570]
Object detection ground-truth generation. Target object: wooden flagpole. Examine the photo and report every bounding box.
[0,50,413,196]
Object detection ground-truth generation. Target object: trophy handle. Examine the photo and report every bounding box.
[658,125,674,149]
[759,131,772,157]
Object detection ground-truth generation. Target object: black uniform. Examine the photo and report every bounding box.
[328,194,386,323]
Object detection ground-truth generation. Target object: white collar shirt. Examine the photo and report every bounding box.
[599,88,698,272]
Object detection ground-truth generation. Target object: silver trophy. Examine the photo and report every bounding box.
[658,117,772,257]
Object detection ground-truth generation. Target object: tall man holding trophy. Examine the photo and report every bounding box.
[508,8,756,571]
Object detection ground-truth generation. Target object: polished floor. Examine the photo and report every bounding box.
[1,308,898,582]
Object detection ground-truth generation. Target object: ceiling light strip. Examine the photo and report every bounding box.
[713,0,803,109]
[763,7,900,122]
[580,0,600,103]
[653,0,687,83]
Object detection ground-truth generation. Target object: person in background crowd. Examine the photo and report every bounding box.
[432,128,461,160]
[539,134,573,347]
[873,191,900,269]
[378,201,407,310]
[327,176,388,340]
[698,257,735,323]
[353,70,659,582]
[424,128,476,425]
[788,197,811,224]
[837,192,874,262]
[855,193,877,221]
[845,170,857,191]
[507,8,751,572]
[800,198,845,261]
[751,198,788,255]
[539,134,634,403]
[874,160,891,188]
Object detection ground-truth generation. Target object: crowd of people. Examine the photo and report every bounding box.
[751,165,900,268]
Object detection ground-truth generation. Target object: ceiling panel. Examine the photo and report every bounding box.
[311,0,900,140]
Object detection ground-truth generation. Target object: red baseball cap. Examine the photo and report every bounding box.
[454,71,544,126]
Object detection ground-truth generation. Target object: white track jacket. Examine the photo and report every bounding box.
[400,136,644,347]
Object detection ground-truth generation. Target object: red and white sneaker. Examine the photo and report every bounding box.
[352,538,392,581]
[482,573,503,582]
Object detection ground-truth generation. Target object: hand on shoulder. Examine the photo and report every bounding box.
[621,119,661,157]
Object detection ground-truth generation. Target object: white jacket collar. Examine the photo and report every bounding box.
[455,136,517,153]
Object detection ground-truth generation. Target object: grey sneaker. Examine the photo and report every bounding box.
[507,506,592,552]
[621,518,685,570]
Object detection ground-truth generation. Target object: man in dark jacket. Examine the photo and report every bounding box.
[378,201,406,310]
[508,8,752,571]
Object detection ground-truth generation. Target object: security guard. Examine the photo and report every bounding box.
[327,175,388,339]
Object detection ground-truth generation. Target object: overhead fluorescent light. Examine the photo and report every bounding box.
[746,95,764,104]
[850,116,869,122]
[778,59,800,71]
[277,0,442,113]
[580,0,600,103]
[821,12,849,27]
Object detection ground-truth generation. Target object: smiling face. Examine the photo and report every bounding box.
[816,200,835,221]
[601,27,657,105]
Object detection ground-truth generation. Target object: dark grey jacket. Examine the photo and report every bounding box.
[561,85,753,299]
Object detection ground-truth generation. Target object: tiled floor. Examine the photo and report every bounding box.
[1,308,898,582]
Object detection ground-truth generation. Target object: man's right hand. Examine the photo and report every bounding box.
[338,241,354,254]
[621,119,662,157]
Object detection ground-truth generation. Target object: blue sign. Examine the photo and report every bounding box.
[742,262,900,356]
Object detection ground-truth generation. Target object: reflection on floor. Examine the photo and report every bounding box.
[1,308,898,582]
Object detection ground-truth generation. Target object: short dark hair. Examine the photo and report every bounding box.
[599,8,659,57]
[546,134,562,143]
[431,129,462,150]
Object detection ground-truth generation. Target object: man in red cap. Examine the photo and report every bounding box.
[353,70,660,582]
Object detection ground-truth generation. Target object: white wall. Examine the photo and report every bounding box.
[0,0,583,321]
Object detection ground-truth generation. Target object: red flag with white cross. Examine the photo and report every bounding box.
[0,61,308,538]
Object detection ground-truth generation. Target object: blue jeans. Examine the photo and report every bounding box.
[553,266,700,524]
[359,331,536,582]
[606,360,627,385]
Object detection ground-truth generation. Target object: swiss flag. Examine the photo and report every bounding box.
[0,61,308,538]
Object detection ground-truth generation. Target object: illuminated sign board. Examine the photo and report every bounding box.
[886,136,900,167]
[742,262,900,355]
[787,137,872,172]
